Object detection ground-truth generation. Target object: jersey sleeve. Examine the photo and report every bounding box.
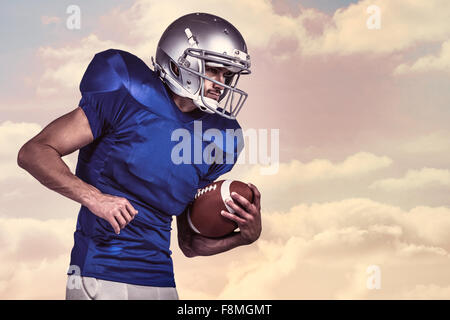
[78,49,128,140]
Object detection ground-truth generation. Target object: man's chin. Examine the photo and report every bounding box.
[207,95,219,101]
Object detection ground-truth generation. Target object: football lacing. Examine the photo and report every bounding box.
[194,184,217,199]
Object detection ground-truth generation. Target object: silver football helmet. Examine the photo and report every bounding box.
[152,13,251,119]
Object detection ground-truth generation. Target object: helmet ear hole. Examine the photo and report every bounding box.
[170,60,180,77]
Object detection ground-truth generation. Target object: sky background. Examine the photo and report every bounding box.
[1,0,450,299]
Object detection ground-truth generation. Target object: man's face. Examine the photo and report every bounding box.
[170,65,234,113]
[203,66,232,101]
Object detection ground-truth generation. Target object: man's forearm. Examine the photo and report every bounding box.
[17,142,101,208]
[190,231,249,257]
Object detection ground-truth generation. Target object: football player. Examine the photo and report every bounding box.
[17,13,261,300]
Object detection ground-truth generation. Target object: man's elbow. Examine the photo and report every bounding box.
[17,143,32,169]
[178,241,198,258]
[183,250,197,258]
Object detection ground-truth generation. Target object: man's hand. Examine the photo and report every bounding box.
[220,183,262,245]
[177,183,261,257]
[87,193,138,234]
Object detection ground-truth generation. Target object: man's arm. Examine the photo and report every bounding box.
[18,107,97,206]
[177,183,262,257]
[17,107,138,234]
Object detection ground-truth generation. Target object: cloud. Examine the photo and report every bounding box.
[34,0,310,96]
[173,198,450,299]
[0,121,41,182]
[92,0,450,57]
[221,152,392,211]
[304,0,450,56]
[1,186,450,299]
[262,199,450,248]
[400,284,450,299]
[394,40,450,75]
[27,0,450,102]
[30,0,450,159]
[370,167,450,191]
[0,216,75,299]
[0,120,78,182]
[237,151,392,183]
[31,0,447,158]
[401,131,450,154]
[0,120,79,224]
[1,197,448,299]
[36,35,127,95]
[4,0,450,300]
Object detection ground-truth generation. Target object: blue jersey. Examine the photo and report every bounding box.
[68,49,243,287]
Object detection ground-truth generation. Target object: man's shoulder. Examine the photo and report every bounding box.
[80,49,169,107]
[81,49,161,91]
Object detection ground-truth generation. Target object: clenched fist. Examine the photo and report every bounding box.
[87,193,138,234]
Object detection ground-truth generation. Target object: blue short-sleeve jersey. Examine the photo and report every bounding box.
[69,49,244,287]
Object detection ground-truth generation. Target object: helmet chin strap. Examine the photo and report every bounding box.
[193,96,217,113]
[163,71,218,114]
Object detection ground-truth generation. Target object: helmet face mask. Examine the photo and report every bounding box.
[153,13,251,120]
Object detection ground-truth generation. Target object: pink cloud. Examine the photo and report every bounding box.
[41,16,61,25]
[238,47,416,161]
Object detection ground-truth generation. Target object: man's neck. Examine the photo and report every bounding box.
[167,88,197,113]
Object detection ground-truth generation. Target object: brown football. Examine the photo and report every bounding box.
[188,180,254,238]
